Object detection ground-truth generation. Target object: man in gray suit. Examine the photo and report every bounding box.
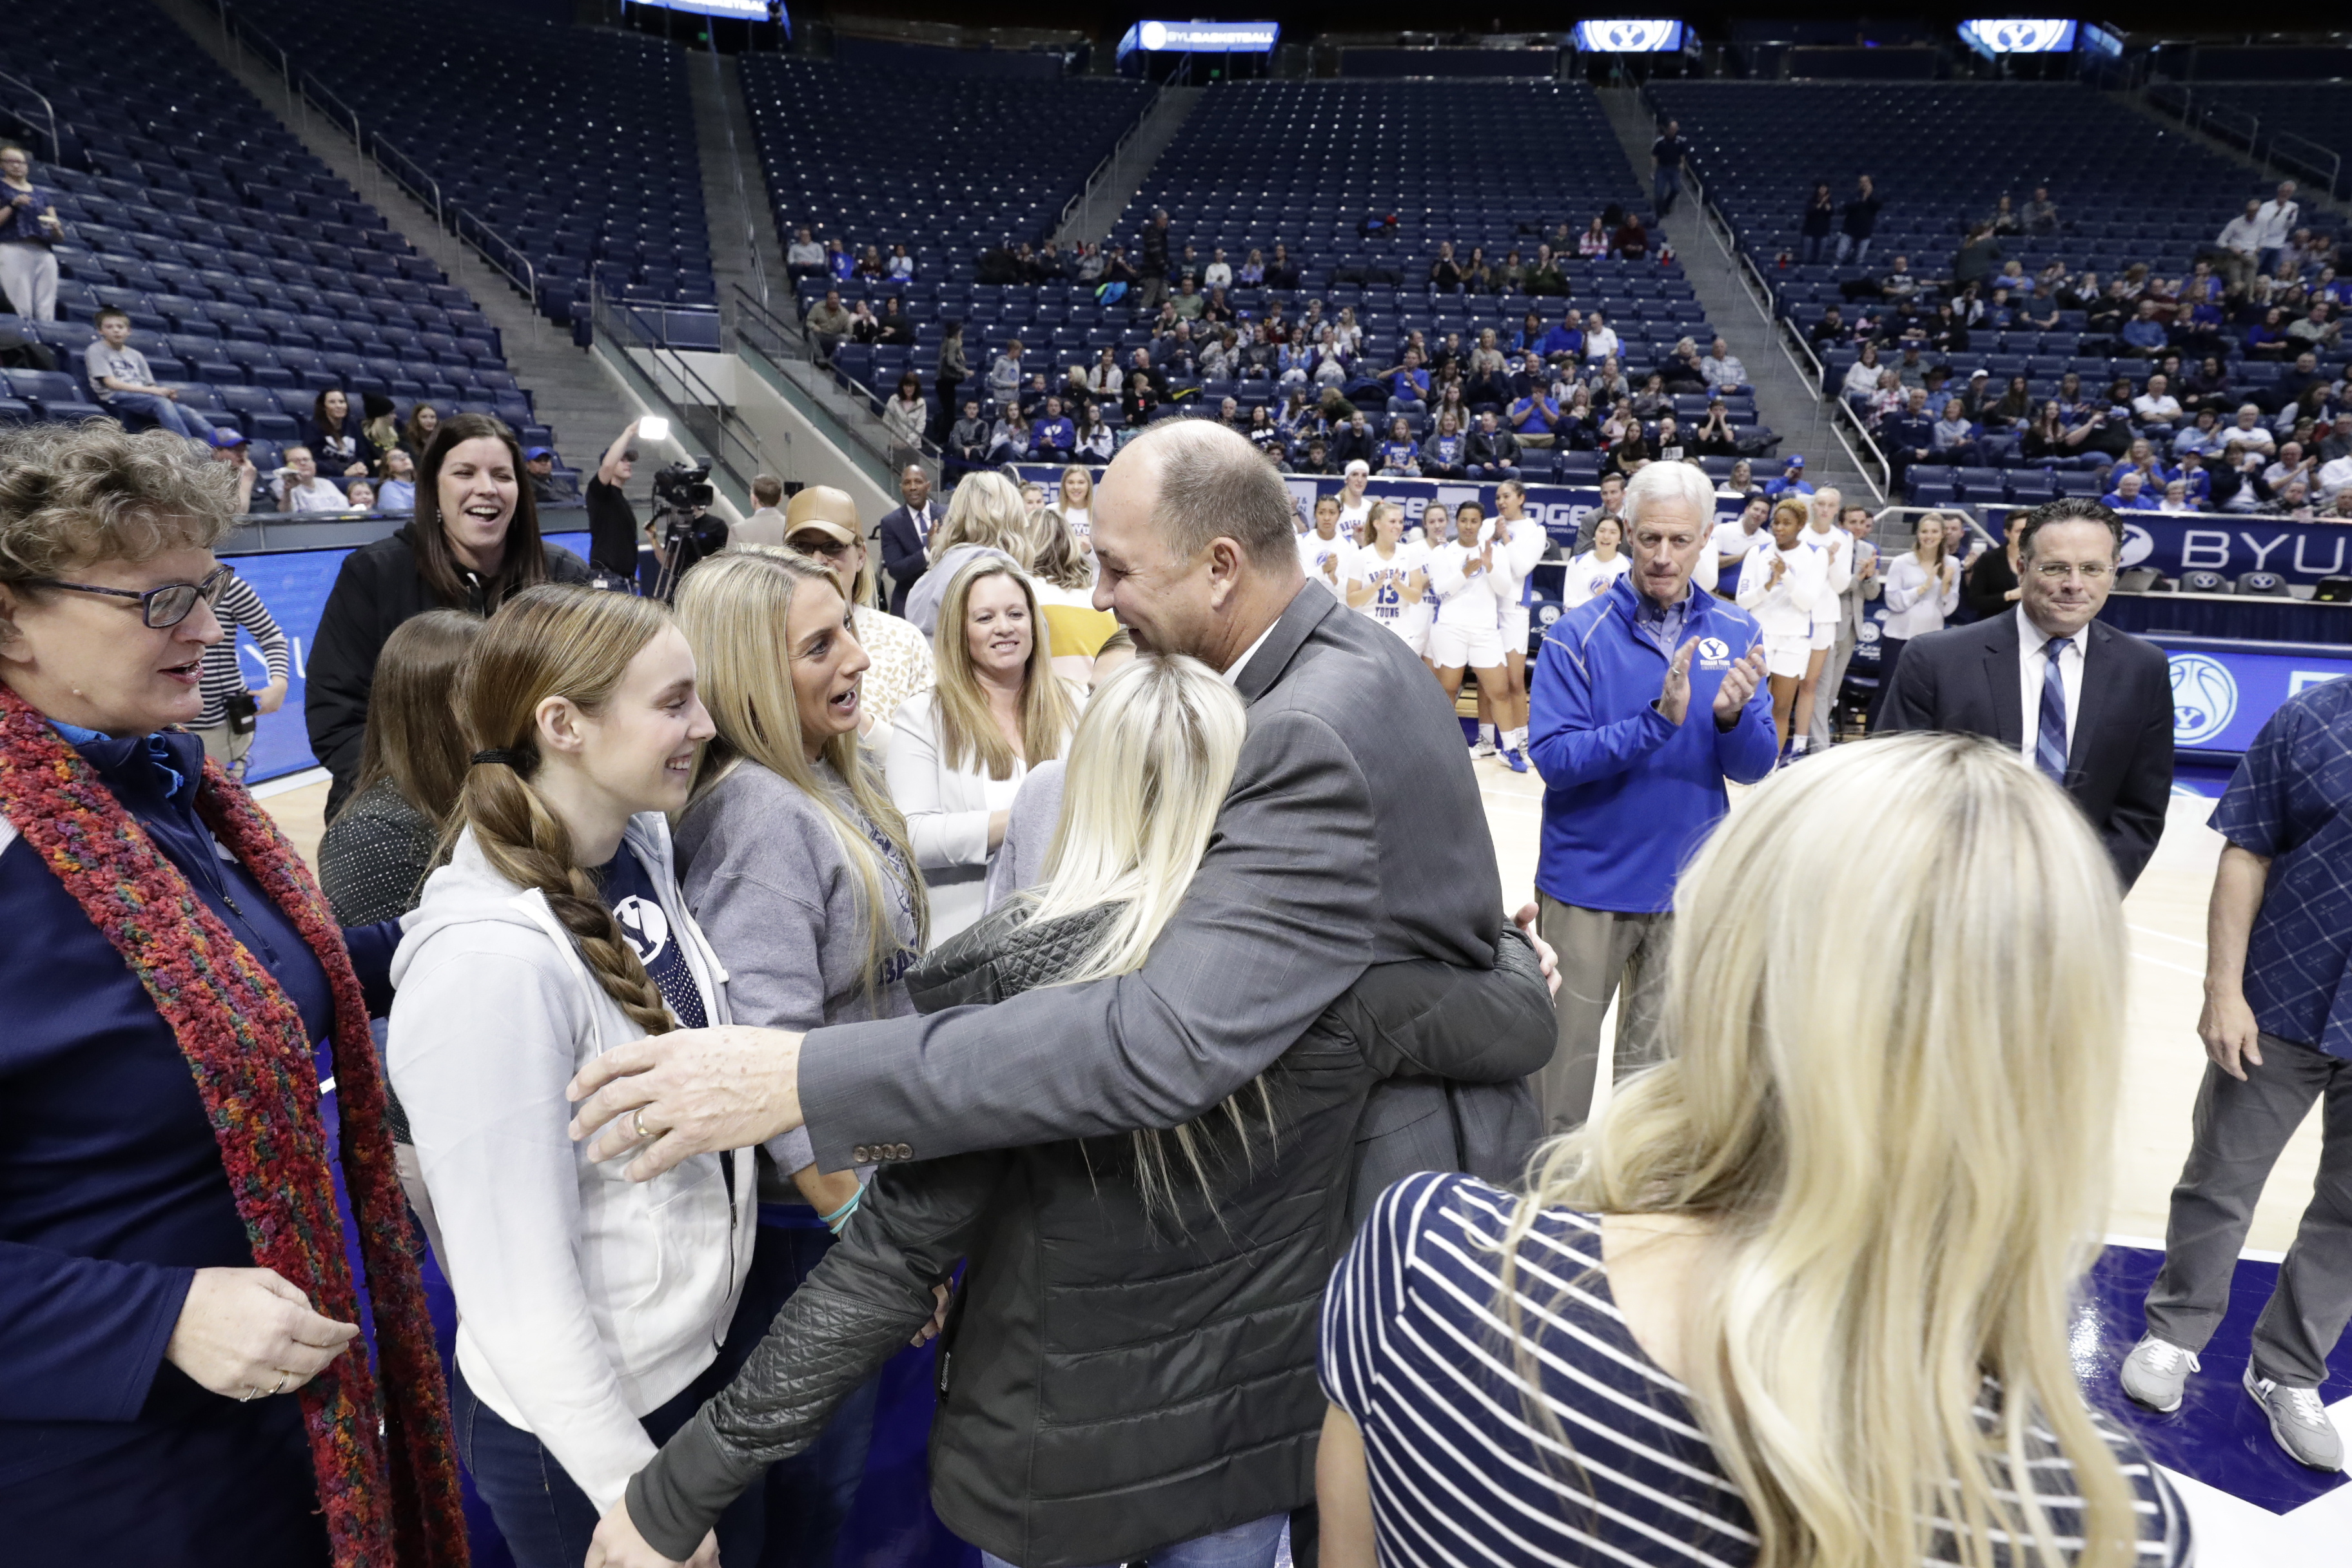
[568,420,1551,1189]
[1806,489,1879,750]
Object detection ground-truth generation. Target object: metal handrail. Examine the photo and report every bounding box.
[299,73,362,156]
[1059,81,1171,244]
[732,284,941,473]
[709,52,767,314]
[593,282,772,500]
[2270,130,2344,198]
[2204,101,2260,154]
[1835,402,1892,503]
[0,71,61,164]
[371,132,441,229]
[458,208,536,308]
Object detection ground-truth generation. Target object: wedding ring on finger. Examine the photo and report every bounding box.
[633,1107,653,1144]
[270,1371,291,1396]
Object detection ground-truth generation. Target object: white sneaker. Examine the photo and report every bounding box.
[2244,1364,2345,1471]
[1469,738,1497,758]
[2119,1335,2198,1413]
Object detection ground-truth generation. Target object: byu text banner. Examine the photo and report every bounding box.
[1986,505,2352,587]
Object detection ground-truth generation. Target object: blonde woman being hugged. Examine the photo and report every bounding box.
[902,472,1034,638]
[779,487,934,759]
[890,556,1079,941]
[1868,509,1961,734]
[1736,499,1829,757]
[1027,510,1120,688]
[1346,500,1429,658]
[1050,464,1095,554]
[1318,735,2191,1568]
[390,586,761,1568]
[671,551,930,1566]
[1427,499,1509,759]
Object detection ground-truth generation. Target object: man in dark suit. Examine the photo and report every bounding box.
[876,462,939,616]
[1879,496,2173,887]
[571,420,1553,1188]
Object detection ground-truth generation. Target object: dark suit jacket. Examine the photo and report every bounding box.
[877,500,936,616]
[801,582,1512,1169]
[1879,608,2173,887]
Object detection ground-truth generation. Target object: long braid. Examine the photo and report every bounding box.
[463,764,673,1037]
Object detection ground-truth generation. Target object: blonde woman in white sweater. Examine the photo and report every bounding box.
[1868,511,1963,732]
[1737,499,1829,756]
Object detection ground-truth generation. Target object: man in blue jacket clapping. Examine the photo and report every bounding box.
[1528,460,1775,1133]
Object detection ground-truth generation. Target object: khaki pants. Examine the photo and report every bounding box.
[1534,894,1672,1135]
[186,720,253,777]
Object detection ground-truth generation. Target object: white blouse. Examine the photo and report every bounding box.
[1879,552,1961,639]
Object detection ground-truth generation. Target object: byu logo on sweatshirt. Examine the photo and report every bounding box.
[1696,638,1732,669]
[612,896,672,967]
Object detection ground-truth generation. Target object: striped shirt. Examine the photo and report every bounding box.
[1320,1173,2193,1568]
[195,569,291,729]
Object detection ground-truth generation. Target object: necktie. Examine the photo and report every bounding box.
[2037,636,2070,783]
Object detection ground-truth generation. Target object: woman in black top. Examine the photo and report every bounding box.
[304,388,369,478]
[1800,181,1836,264]
[1963,508,2024,620]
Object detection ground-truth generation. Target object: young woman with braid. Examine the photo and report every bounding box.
[388,585,765,1568]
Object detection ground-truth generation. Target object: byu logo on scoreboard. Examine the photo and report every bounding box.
[1695,637,1731,669]
[1596,19,1678,51]
[2168,654,2238,746]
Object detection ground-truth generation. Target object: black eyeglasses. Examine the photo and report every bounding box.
[23,563,234,628]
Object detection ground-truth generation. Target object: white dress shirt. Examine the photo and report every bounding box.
[2015,607,2089,765]
[1222,619,1279,685]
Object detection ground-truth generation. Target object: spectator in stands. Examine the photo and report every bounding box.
[2102,471,2161,512]
[1692,400,1738,457]
[1837,175,1882,265]
[853,245,885,282]
[2023,400,2097,465]
[203,427,260,514]
[2212,442,2275,513]
[1798,182,1836,264]
[306,414,590,814]
[400,402,440,463]
[986,338,1024,406]
[1428,241,1464,293]
[2229,402,2278,456]
[1508,380,1560,448]
[1329,411,1376,471]
[1380,348,1430,414]
[2175,451,2215,508]
[986,407,1029,466]
[2264,441,2317,498]
[928,324,969,443]
[807,289,852,363]
[2286,302,2341,353]
[2319,411,2352,468]
[846,301,881,347]
[1234,247,1265,288]
[2023,185,2060,235]
[1526,244,1567,296]
[877,298,915,348]
[1463,246,1495,294]
[2255,181,2300,277]
[300,389,369,478]
[585,422,643,582]
[1172,277,1205,322]
[785,225,824,280]
[1466,411,1521,482]
[524,446,577,506]
[2271,481,2317,520]
[1121,349,1166,428]
[0,142,63,320]
[1651,119,1687,216]
[1611,213,1650,262]
[2157,478,2196,514]
[886,243,914,282]
[825,238,854,282]
[357,394,400,474]
[2134,373,2185,431]
[1700,337,1746,393]
[1982,373,2034,432]
[2119,299,2170,358]
[341,479,377,514]
[1583,312,1621,364]
[943,400,988,480]
[1532,308,1583,365]
[883,375,928,451]
[378,447,418,513]
[1138,208,1172,309]
[81,310,203,440]
[1378,418,1422,478]
[270,447,344,513]
[1837,340,1883,410]
[2110,438,2169,495]
[1884,388,1937,489]
[2245,306,2292,360]
[1032,398,1076,464]
[1075,404,1115,464]
[1420,411,1469,480]
[2173,407,2226,460]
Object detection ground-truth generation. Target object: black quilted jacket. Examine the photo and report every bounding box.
[628,905,1555,1566]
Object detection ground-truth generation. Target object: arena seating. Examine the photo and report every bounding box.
[237,0,710,326]
[0,0,558,476]
[2169,84,2352,199]
[743,54,1148,280]
[1108,80,1647,282]
[1646,81,2347,508]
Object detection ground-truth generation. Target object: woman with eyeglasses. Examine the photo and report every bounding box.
[0,423,462,1562]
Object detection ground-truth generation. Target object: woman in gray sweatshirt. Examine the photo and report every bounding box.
[669,548,930,1568]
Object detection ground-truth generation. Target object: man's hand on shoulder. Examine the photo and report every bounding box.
[569,1025,805,1181]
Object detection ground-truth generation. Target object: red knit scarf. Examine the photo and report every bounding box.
[0,684,466,1567]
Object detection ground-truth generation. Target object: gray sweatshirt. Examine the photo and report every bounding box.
[674,758,919,1172]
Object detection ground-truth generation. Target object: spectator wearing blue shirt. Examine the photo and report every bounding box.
[2121,677,2352,1471]
[1762,453,1816,497]
[2171,451,2213,507]
[2100,471,2161,511]
[1536,309,1585,363]
[1379,349,1430,414]
[2119,299,2170,358]
[1527,460,1774,1131]
[1377,418,1422,477]
[1031,397,1076,463]
[1508,387,1561,448]
[1882,388,1938,489]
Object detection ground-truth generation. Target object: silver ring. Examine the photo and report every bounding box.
[633,1108,652,1143]
[270,1371,291,1396]
[240,1385,262,1403]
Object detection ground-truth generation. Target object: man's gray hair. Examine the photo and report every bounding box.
[1132,420,1297,569]
[1621,460,1717,533]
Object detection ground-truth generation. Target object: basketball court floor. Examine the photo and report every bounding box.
[257,760,2349,1558]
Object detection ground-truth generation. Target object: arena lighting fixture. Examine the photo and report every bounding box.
[1571,20,1687,53]
[1115,20,1281,61]
[1957,19,2082,55]
[625,0,778,21]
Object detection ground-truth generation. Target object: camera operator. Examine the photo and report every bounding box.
[645,458,725,601]
[586,420,646,584]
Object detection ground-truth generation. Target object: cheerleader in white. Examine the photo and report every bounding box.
[1562,515,1632,607]
[1736,498,1830,756]
[1335,461,1374,543]
[1427,499,1510,760]
[1344,500,1429,655]
[1485,480,1549,772]
[1298,493,1352,596]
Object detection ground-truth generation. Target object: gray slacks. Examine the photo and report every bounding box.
[1809,626,1856,747]
[2144,1032,2352,1386]
[1534,894,1672,1135]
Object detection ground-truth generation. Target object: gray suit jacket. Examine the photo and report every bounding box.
[800,582,1512,1170]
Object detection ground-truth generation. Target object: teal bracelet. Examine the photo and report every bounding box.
[822,1190,863,1233]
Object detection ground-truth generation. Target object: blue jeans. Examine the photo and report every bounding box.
[1800,233,1830,264]
[982,1511,1287,1568]
[1836,233,1872,266]
[104,391,208,438]
[1654,166,1683,213]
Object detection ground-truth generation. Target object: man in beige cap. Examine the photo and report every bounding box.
[781,485,933,750]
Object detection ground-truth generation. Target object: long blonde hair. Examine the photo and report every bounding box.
[928,471,1032,562]
[1501,734,2138,1568]
[674,549,928,997]
[453,586,678,1037]
[931,557,1076,779]
[1024,655,1259,1210]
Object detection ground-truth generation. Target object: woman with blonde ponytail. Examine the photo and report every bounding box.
[1316,734,2191,1568]
[389,585,768,1568]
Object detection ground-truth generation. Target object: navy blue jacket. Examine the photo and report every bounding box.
[0,727,395,1496]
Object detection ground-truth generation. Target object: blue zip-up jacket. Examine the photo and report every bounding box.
[1529,576,1779,913]
[0,725,397,1508]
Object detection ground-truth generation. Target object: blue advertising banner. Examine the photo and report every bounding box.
[1985,505,2352,588]
[229,531,593,786]
[2144,636,2352,756]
